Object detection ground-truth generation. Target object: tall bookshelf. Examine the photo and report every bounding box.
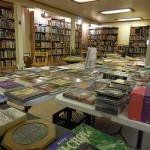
[75,23,82,54]
[30,11,71,63]
[0,6,16,70]
[88,27,118,57]
[129,26,149,57]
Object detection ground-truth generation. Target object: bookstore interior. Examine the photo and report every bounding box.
[1,0,150,150]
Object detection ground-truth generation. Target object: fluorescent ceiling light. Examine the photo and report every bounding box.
[117,17,142,21]
[101,8,133,14]
[73,0,98,3]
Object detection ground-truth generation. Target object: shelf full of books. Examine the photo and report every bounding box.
[88,27,118,58]
[75,23,82,54]
[0,5,17,69]
[128,25,149,57]
[30,11,71,63]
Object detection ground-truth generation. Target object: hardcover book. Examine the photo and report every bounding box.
[63,88,97,105]
[58,124,135,150]
[5,87,49,102]
[86,81,103,92]
[48,78,71,86]
[0,107,27,136]
[128,86,147,121]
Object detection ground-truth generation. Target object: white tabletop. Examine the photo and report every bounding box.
[56,93,150,133]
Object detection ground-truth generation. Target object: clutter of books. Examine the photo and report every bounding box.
[0,55,150,149]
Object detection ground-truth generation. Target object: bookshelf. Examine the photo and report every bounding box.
[88,27,118,57]
[0,6,17,70]
[129,26,149,57]
[75,23,82,54]
[30,11,71,63]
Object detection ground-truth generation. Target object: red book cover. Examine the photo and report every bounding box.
[128,86,147,121]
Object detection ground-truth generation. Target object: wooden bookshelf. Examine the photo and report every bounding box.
[30,11,71,63]
[75,23,82,54]
[88,27,118,57]
[0,5,17,70]
[128,26,149,57]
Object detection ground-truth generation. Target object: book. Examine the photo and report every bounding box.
[86,81,103,92]
[45,132,74,150]
[1,119,56,150]
[128,86,147,121]
[0,80,24,92]
[96,87,125,99]
[58,124,135,150]
[0,107,27,136]
[63,88,97,105]
[0,94,7,103]
[48,78,71,86]
[5,87,49,102]
[35,83,68,95]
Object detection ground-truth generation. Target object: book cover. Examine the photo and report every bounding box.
[128,86,147,121]
[48,78,71,86]
[58,124,135,150]
[35,83,68,95]
[141,88,150,124]
[0,80,24,92]
[5,87,49,102]
[45,132,74,150]
[0,107,27,136]
[86,81,103,92]
[63,88,97,105]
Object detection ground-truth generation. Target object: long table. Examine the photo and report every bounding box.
[56,93,150,149]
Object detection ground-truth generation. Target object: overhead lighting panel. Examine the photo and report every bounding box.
[100,8,133,14]
[72,0,99,3]
[116,17,142,21]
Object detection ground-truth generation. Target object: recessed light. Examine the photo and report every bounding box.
[116,17,142,21]
[100,8,133,14]
[72,0,99,4]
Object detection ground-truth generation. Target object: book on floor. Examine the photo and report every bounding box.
[0,107,27,136]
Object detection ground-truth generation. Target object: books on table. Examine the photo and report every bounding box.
[5,86,49,102]
[0,107,27,136]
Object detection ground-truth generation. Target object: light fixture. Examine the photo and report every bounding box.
[116,17,142,21]
[77,19,82,24]
[72,0,99,4]
[100,8,133,14]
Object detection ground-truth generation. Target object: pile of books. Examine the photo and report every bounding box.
[95,85,129,115]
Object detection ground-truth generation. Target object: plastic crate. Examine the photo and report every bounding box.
[53,107,91,130]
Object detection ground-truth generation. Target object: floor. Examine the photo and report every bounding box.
[28,98,150,150]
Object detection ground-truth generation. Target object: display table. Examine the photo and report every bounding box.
[56,93,150,149]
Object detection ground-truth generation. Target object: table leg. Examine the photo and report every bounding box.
[136,130,143,149]
[91,115,95,127]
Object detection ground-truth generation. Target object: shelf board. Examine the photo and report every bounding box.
[129,40,147,41]
[35,40,51,42]
[0,16,14,21]
[0,38,15,40]
[0,48,15,50]
[0,57,16,59]
[52,33,64,36]
[0,27,14,30]
[52,47,64,49]
[35,31,50,33]
[35,47,51,49]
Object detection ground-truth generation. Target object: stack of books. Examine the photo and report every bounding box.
[111,79,136,92]
[95,86,128,115]
[63,87,97,105]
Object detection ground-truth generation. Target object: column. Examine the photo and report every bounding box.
[70,18,76,56]
[14,2,24,69]
[145,26,150,67]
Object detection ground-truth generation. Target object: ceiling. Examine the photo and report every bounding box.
[30,0,150,24]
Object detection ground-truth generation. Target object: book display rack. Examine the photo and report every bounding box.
[30,11,71,63]
[0,5,16,70]
[129,25,149,57]
[88,27,118,57]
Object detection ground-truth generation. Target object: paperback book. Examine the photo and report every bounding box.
[0,107,27,136]
[5,87,49,102]
[0,94,7,103]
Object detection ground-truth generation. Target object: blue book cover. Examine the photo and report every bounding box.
[0,94,7,103]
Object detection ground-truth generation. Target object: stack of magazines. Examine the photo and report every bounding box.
[95,85,129,115]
